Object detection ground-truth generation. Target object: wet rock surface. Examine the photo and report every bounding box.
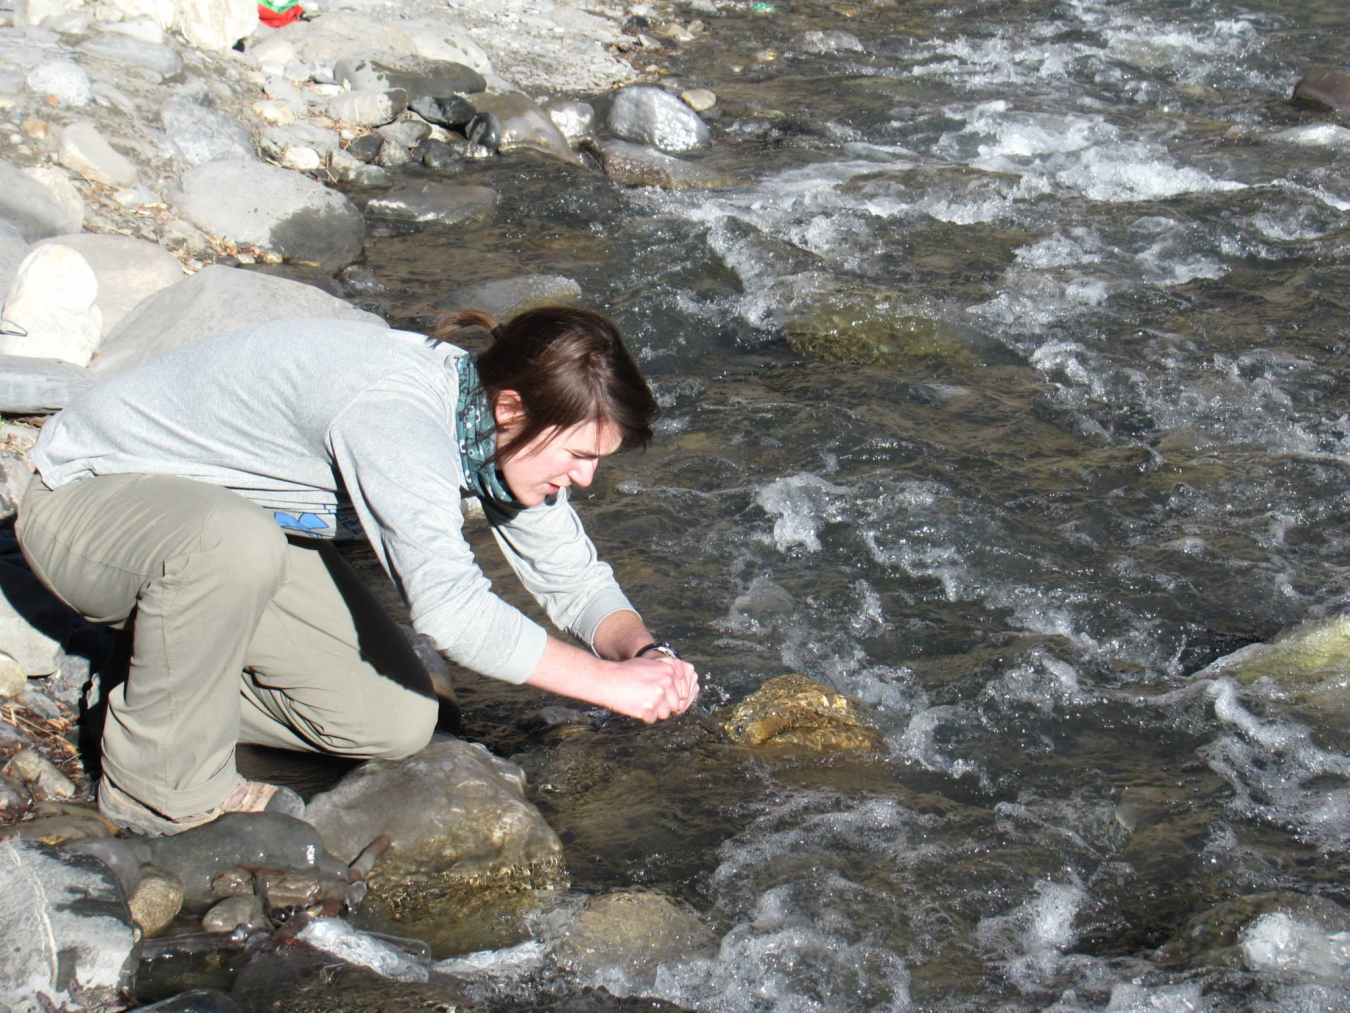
[432,272,582,318]
[607,84,710,152]
[553,889,714,988]
[0,839,138,1013]
[306,738,566,951]
[587,137,730,189]
[1293,69,1350,115]
[365,180,498,227]
[718,673,885,753]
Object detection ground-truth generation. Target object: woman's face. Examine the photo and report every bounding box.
[494,394,624,507]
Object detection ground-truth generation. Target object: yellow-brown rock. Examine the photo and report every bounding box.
[717,674,884,753]
[129,866,185,937]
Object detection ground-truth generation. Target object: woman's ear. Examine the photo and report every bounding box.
[493,389,524,429]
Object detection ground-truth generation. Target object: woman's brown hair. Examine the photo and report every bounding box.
[434,306,659,463]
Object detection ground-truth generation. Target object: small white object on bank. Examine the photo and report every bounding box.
[0,244,102,366]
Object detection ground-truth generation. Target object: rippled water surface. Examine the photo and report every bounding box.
[344,0,1350,1009]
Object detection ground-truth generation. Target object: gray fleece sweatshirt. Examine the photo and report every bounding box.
[29,318,637,684]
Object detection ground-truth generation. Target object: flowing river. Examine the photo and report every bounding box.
[249,0,1350,1009]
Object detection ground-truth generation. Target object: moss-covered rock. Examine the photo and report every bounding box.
[718,674,884,754]
[785,296,975,369]
[1197,614,1350,695]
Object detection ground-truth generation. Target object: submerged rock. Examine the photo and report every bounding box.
[170,158,365,272]
[1156,892,1350,970]
[718,673,884,753]
[785,296,976,369]
[129,865,185,936]
[365,181,497,227]
[1196,614,1350,699]
[608,85,711,152]
[306,738,566,946]
[587,138,731,189]
[432,273,581,318]
[1293,69,1350,115]
[553,889,714,988]
[0,839,139,1013]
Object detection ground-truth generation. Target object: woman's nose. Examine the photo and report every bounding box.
[570,458,598,487]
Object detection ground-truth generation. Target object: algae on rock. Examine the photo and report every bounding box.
[784,293,975,369]
[718,673,884,753]
[1196,614,1350,698]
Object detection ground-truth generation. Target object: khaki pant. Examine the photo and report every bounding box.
[15,473,439,818]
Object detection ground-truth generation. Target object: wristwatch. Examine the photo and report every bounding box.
[635,641,681,660]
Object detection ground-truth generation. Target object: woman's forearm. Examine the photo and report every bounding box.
[590,608,654,661]
[524,632,699,723]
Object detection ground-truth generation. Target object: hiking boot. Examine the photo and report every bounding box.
[98,776,305,837]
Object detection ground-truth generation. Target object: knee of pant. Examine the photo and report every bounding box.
[197,499,289,587]
[366,695,438,760]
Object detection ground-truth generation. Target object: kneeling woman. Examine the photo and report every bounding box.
[16,306,699,836]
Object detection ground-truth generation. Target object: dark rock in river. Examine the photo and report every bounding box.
[587,138,731,189]
[608,84,711,152]
[364,181,497,227]
[91,265,385,378]
[0,839,139,1013]
[417,139,466,174]
[0,352,93,412]
[346,132,385,163]
[467,92,582,165]
[170,158,365,273]
[334,53,486,101]
[465,110,500,151]
[1293,69,1350,115]
[409,92,475,128]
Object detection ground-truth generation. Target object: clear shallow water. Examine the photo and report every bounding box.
[348,0,1350,1009]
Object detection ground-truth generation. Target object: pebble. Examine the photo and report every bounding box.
[281,146,321,171]
[680,88,716,113]
[7,748,77,799]
[129,866,185,936]
[202,894,267,933]
[252,100,296,126]
[58,120,137,187]
[345,132,384,163]
[21,118,49,140]
[377,120,430,149]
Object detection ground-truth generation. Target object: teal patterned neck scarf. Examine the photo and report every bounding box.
[455,354,518,505]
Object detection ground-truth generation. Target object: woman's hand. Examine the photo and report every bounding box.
[525,635,699,723]
[602,654,700,723]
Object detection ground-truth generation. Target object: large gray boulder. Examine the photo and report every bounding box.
[0,839,139,1013]
[265,14,419,62]
[306,738,566,948]
[0,244,102,366]
[364,181,496,227]
[36,232,184,335]
[0,158,79,242]
[90,265,385,378]
[608,85,711,153]
[161,95,256,165]
[171,159,365,273]
[0,354,92,413]
[333,52,485,100]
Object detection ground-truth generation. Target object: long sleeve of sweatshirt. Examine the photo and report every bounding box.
[326,365,635,683]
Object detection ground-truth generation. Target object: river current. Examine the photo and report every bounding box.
[341,0,1350,1010]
